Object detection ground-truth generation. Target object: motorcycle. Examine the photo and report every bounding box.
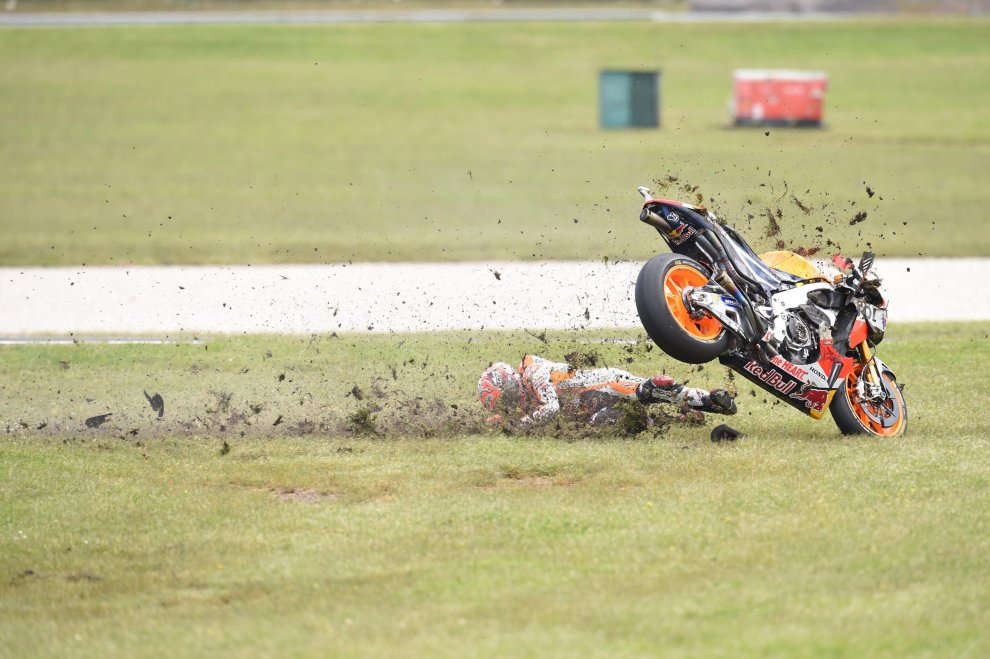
[633,186,907,437]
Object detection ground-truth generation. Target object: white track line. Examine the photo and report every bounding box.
[0,337,201,345]
[0,9,861,28]
[1,259,987,336]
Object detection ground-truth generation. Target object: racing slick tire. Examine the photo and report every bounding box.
[635,253,729,364]
[830,366,907,437]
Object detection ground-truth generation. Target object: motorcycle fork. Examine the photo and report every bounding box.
[858,342,887,398]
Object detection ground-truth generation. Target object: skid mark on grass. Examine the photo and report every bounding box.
[499,464,559,480]
[491,464,584,488]
[9,570,103,586]
[65,572,102,583]
[275,488,334,503]
[226,481,338,503]
[503,475,555,487]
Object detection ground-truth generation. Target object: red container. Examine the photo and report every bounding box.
[732,69,827,127]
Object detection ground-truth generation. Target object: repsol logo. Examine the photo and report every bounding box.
[742,360,797,395]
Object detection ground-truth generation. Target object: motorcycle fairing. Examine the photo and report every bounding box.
[719,342,853,419]
[720,352,817,416]
[847,319,869,349]
[759,250,824,281]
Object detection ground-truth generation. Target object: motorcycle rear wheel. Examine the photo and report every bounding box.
[635,253,729,364]
[830,365,907,437]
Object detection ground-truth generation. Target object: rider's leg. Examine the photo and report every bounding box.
[637,376,737,415]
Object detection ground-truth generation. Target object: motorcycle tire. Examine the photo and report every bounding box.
[635,253,729,364]
[830,366,907,437]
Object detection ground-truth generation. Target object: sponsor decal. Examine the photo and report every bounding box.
[770,354,808,380]
[720,295,740,308]
[742,359,797,395]
[665,211,681,224]
[667,223,698,245]
[789,384,831,414]
[806,363,828,382]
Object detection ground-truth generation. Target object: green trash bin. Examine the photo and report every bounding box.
[599,70,660,129]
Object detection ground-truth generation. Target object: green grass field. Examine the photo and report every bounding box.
[1,18,989,265]
[8,0,689,11]
[2,322,989,655]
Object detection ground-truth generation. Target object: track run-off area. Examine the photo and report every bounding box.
[0,9,866,27]
[1,258,987,337]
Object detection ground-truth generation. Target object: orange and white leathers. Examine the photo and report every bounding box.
[517,354,704,424]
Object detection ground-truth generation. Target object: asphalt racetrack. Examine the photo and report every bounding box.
[2,258,987,337]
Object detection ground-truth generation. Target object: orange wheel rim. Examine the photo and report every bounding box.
[663,265,723,341]
[845,365,906,437]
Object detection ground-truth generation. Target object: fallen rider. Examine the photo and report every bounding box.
[477,354,736,427]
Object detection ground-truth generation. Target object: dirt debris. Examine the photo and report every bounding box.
[144,390,164,418]
[564,350,599,369]
[763,207,782,238]
[525,329,549,344]
[207,392,231,415]
[346,406,379,436]
[84,413,111,428]
[791,195,812,215]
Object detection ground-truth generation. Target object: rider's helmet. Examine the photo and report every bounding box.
[477,362,522,411]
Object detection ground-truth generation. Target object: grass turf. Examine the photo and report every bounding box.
[7,0,690,11]
[1,18,989,266]
[1,322,989,655]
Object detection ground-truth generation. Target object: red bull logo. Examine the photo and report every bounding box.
[742,360,797,395]
[667,223,697,245]
[790,385,830,413]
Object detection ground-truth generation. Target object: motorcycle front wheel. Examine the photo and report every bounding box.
[830,365,907,437]
[635,253,729,364]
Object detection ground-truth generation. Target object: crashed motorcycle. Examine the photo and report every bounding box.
[634,186,906,437]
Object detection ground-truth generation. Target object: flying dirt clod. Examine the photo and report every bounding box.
[144,390,164,418]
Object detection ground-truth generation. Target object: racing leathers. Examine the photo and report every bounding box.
[503,354,735,425]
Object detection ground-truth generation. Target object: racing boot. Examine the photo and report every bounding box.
[680,387,737,415]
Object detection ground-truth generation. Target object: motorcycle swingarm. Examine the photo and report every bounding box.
[684,287,749,339]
